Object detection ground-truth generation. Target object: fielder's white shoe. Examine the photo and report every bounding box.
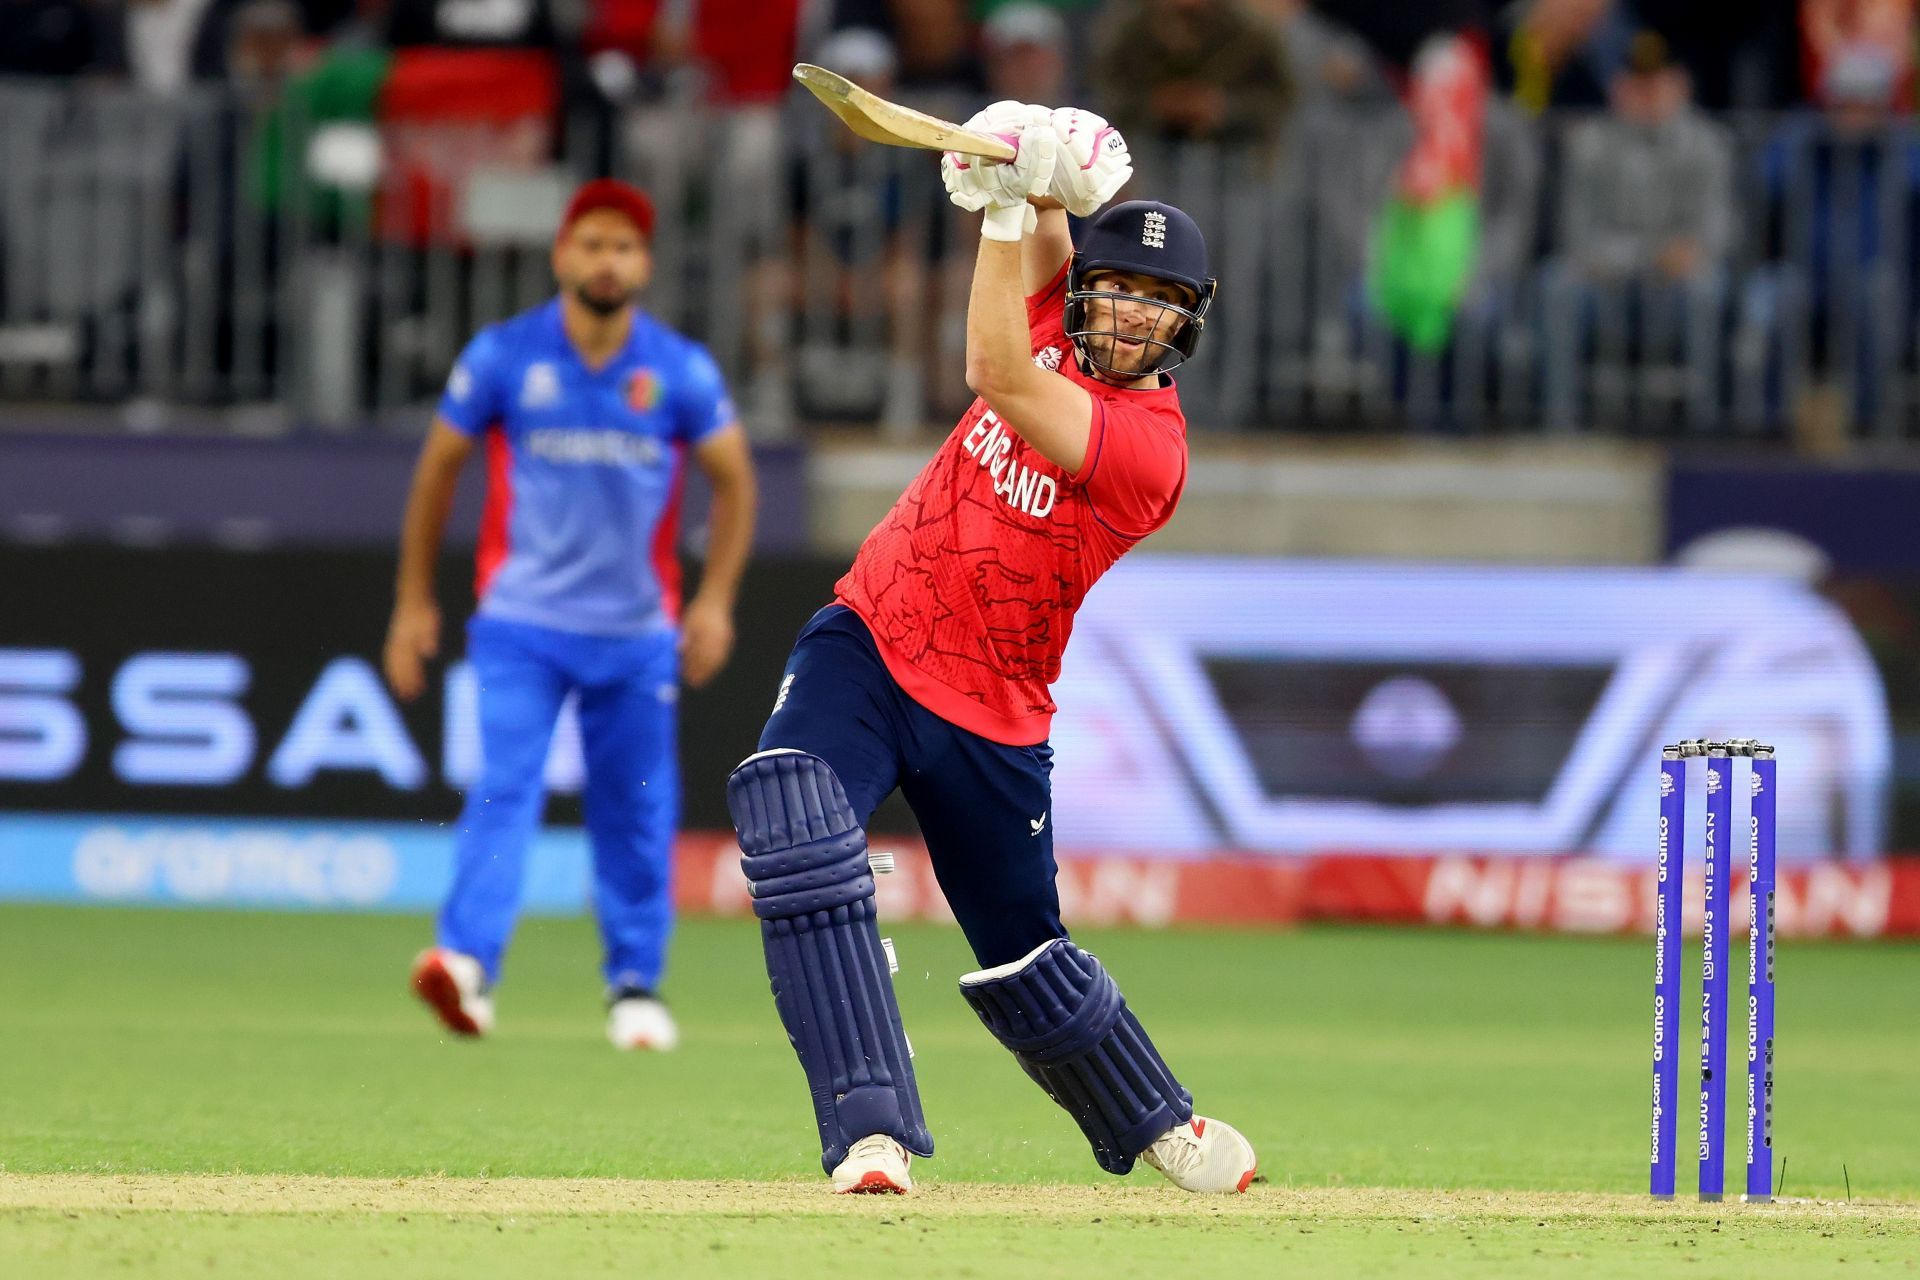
[831,1134,913,1194]
[410,948,494,1037]
[1141,1116,1258,1193]
[606,995,680,1052]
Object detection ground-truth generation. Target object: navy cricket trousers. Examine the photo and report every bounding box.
[756,605,1068,968]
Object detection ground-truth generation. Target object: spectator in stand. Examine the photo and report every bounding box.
[747,27,947,432]
[581,0,801,106]
[1500,0,1801,114]
[922,1,1074,411]
[1745,0,1920,443]
[585,0,804,410]
[829,0,980,91]
[1470,96,1543,309]
[974,0,1108,88]
[61,0,348,89]
[1244,0,1390,107]
[1503,0,1624,112]
[115,0,242,92]
[1092,0,1293,151]
[384,0,555,46]
[895,0,979,89]
[1560,32,1734,291]
[1545,30,1735,427]
[1801,0,1914,117]
[980,3,1071,104]
[53,0,324,83]
[228,0,306,94]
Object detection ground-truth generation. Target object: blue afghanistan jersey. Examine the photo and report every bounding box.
[437,299,735,636]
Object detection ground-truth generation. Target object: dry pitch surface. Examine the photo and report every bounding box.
[5,1172,1917,1220]
[7,1174,1918,1278]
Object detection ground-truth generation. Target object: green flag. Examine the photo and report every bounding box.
[1367,189,1479,353]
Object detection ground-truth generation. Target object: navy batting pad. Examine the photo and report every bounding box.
[959,938,1192,1174]
[728,750,932,1170]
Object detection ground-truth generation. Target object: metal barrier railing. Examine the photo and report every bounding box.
[0,78,1915,442]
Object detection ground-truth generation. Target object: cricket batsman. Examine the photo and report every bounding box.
[726,103,1256,1193]
[385,178,757,1051]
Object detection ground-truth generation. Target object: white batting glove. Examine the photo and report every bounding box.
[942,102,1056,241]
[941,101,1028,213]
[1047,107,1133,217]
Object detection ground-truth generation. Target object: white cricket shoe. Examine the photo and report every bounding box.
[831,1134,913,1194]
[607,995,680,1052]
[1141,1116,1258,1194]
[410,948,494,1037]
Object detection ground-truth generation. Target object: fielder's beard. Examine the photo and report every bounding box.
[572,279,637,317]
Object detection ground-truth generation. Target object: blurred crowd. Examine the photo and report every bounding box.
[0,1,1907,125]
[2,0,1919,437]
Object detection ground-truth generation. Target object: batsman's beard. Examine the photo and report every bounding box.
[1080,295,1188,382]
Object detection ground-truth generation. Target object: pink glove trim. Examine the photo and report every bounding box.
[1080,126,1118,171]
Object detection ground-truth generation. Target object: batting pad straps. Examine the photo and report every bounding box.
[960,939,1192,1175]
[727,750,932,1172]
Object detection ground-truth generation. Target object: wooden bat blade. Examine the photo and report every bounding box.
[792,63,1017,160]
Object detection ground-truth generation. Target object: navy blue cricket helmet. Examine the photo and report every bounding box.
[1065,199,1218,379]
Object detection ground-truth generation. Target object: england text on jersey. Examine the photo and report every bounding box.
[963,410,1058,519]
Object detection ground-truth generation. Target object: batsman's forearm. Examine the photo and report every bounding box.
[965,233,1032,393]
[1021,205,1073,297]
[693,473,756,609]
[394,460,461,607]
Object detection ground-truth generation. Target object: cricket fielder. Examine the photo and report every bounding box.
[385,179,757,1051]
[727,103,1255,1193]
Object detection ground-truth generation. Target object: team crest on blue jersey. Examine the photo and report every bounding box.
[520,362,561,409]
[626,369,663,413]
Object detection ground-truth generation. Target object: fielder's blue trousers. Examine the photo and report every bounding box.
[439,614,679,991]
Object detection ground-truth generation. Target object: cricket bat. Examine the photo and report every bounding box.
[792,63,1017,161]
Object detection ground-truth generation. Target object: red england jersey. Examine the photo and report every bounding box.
[835,262,1189,745]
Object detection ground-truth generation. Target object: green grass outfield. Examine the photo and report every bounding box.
[1,905,1916,1277]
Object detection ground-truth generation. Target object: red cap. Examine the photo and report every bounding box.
[559,178,656,242]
